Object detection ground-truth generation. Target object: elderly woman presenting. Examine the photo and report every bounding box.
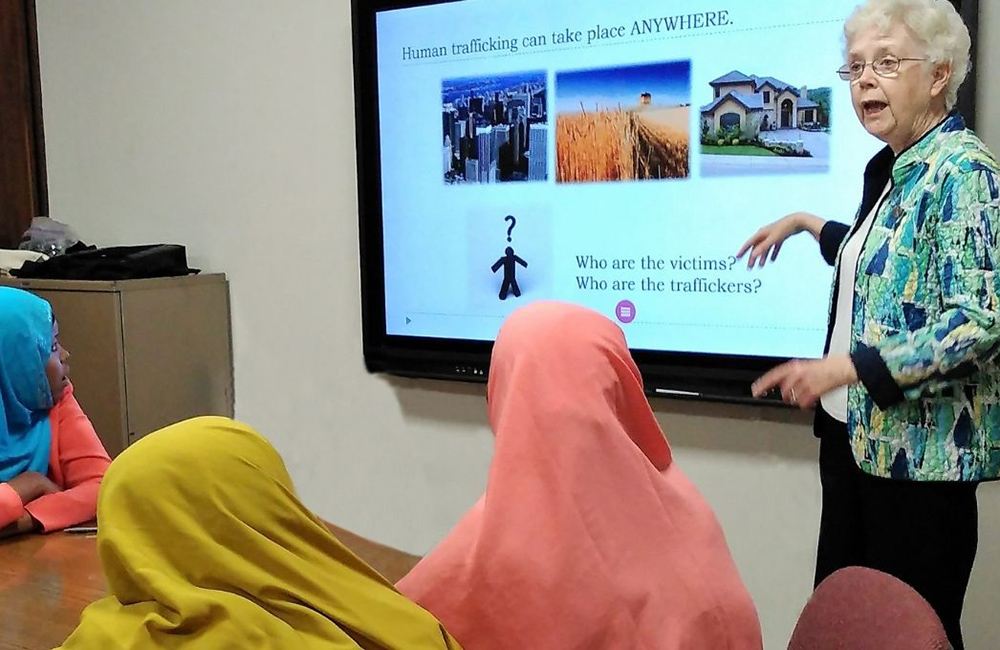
[738,1,997,647]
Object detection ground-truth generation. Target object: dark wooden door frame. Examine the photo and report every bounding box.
[0,0,47,249]
[24,0,46,216]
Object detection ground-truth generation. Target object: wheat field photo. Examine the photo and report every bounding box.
[555,60,691,184]
[556,105,689,182]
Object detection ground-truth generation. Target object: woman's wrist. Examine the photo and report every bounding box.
[840,355,859,385]
[800,214,826,241]
[0,513,39,540]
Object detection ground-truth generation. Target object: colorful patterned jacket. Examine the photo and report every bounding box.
[820,112,1000,481]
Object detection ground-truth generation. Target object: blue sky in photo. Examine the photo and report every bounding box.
[443,71,546,105]
[557,60,691,113]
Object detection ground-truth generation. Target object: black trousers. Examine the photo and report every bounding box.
[814,406,979,650]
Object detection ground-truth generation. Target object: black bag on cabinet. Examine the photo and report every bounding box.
[12,244,199,280]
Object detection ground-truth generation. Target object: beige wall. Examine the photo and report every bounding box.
[715,81,755,98]
[34,2,1000,648]
[758,85,778,126]
[977,2,1000,152]
[777,90,799,128]
[710,97,749,133]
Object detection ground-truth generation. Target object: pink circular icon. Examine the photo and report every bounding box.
[615,300,636,324]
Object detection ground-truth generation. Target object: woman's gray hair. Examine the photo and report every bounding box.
[844,0,971,110]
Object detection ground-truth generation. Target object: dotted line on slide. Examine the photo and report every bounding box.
[633,321,825,332]
[410,312,504,320]
[401,19,843,68]
[409,312,824,333]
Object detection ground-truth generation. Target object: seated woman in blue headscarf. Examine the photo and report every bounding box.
[0,287,111,538]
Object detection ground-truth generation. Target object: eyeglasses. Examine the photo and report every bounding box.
[837,55,928,81]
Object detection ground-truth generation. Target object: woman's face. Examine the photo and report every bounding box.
[847,22,950,152]
[45,320,70,403]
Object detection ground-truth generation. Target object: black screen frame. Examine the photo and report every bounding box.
[352,0,979,403]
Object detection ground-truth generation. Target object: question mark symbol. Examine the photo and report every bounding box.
[753,279,762,293]
[505,215,516,243]
[728,255,737,271]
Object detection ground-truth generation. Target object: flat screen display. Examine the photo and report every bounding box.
[354,0,978,398]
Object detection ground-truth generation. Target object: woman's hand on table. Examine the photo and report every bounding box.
[6,472,61,504]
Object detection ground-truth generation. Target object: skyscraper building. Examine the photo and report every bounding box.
[465,158,480,184]
[452,122,463,158]
[492,124,509,167]
[528,125,547,181]
[444,135,453,175]
[477,129,493,183]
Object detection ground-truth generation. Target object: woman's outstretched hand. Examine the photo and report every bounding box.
[736,213,826,269]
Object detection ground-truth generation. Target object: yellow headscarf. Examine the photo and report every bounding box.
[58,417,462,650]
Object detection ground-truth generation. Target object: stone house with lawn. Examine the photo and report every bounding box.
[700,70,822,137]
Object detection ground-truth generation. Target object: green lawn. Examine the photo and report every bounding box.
[701,145,778,157]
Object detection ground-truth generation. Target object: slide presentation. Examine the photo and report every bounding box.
[374,0,883,359]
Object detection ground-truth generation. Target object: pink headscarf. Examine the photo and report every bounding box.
[788,567,949,650]
[397,302,762,649]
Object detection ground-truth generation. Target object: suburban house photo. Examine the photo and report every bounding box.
[701,70,824,136]
[699,69,831,177]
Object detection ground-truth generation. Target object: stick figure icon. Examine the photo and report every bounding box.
[491,246,528,300]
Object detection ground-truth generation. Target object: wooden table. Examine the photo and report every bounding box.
[0,524,420,649]
[0,533,104,650]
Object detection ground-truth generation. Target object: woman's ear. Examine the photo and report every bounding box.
[930,62,952,101]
